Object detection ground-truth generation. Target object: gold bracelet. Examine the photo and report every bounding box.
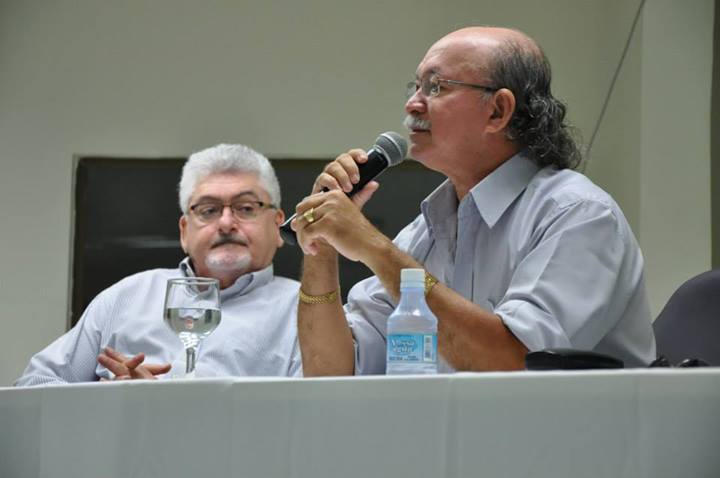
[425,271,439,295]
[299,288,339,305]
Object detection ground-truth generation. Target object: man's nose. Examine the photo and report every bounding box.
[216,206,238,231]
[405,90,426,115]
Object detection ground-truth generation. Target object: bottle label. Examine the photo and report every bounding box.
[387,333,437,363]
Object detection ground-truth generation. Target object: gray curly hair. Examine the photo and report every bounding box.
[178,144,281,214]
[488,37,582,170]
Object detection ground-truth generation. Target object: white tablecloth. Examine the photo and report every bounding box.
[2,369,719,478]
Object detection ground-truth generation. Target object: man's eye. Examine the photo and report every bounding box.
[234,203,257,215]
[198,205,220,217]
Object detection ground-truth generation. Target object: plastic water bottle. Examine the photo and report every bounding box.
[386,268,438,374]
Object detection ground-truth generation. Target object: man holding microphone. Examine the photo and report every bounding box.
[291,26,655,375]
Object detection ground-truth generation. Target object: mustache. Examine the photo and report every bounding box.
[403,114,431,131]
[211,234,248,248]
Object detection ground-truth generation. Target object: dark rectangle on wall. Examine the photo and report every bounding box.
[71,157,444,328]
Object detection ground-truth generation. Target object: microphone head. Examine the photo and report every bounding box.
[374,131,407,167]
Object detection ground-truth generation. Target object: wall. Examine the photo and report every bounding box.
[638,0,713,315]
[584,0,714,315]
[0,0,713,384]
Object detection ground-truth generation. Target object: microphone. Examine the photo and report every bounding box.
[279,131,408,246]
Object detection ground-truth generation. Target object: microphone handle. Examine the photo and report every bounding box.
[279,149,389,246]
[346,149,388,195]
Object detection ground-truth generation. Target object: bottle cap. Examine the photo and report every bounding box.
[400,268,425,287]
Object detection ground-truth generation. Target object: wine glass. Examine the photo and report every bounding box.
[163,277,221,377]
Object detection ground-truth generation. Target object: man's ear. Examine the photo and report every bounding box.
[486,88,516,134]
[179,215,188,253]
[275,209,286,247]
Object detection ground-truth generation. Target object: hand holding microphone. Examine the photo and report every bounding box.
[280,132,407,246]
[286,132,407,260]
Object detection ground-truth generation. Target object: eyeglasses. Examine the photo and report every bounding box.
[406,75,498,99]
[189,200,277,224]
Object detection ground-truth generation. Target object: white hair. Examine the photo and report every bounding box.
[178,143,281,213]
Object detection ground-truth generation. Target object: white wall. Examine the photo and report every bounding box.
[586,0,714,316]
[0,0,713,385]
[639,0,714,316]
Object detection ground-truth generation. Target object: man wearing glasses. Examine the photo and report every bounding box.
[292,27,656,374]
[16,144,302,385]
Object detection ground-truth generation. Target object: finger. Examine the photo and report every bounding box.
[347,149,369,164]
[297,220,328,256]
[307,237,335,256]
[335,154,363,188]
[129,366,155,380]
[124,352,145,370]
[143,363,172,375]
[294,215,318,254]
[291,207,317,233]
[301,236,319,256]
[293,193,332,231]
[351,181,380,209]
[302,228,346,257]
[296,225,315,255]
[316,150,367,193]
[103,346,128,362]
[97,353,128,376]
[306,239,320,256]
[313,172,341,193]
[323,160,355,193]
[294,205,332,255]
[301,207,319,226]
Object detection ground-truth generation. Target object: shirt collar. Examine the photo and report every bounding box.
[469,152,540,228]
[421,180,458,240]
[421,152,540,233]
[179,257,274,300]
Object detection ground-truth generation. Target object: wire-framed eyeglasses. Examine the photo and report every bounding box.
[406,75,498,99]
[189,200,277,224]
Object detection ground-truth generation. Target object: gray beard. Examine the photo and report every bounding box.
[204,250,252,274]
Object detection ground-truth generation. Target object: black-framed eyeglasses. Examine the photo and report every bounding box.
[189,200,277,224]
[406,75,499,99]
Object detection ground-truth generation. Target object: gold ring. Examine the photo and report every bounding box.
[303,207,315,223]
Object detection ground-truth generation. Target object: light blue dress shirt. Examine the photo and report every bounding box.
[344,153,656,373]
[15,259,302,386]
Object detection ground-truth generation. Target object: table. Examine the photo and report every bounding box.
[2,369,719,478]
